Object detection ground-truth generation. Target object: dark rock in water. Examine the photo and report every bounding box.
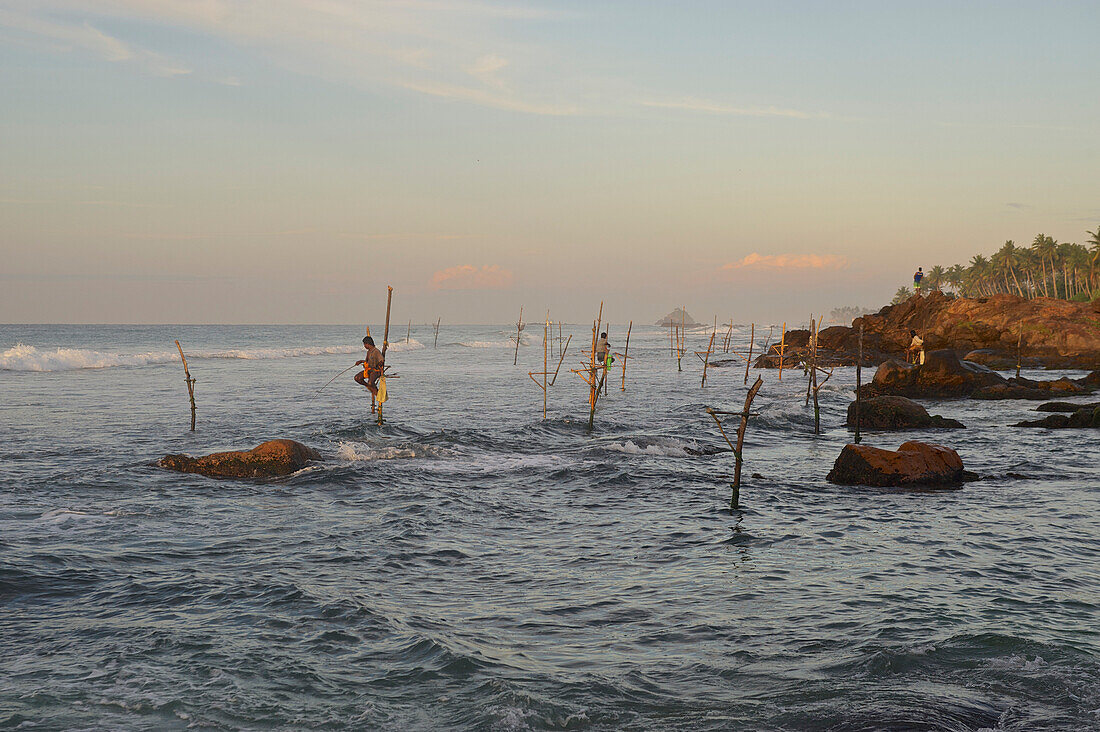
[655,308,700,327]
[827,441,966,487]
[847,396,964,429]
[963,349,1024,370]
[973,376,1089,401]
[1014,407,1100,428]
[160,439,322,479]
[1037,401,1100,413]
[861,350,1005,398]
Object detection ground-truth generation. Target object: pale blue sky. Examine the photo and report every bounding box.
[1,1,1098,323]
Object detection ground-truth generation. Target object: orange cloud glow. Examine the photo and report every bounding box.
[724,253,849,270]
[430,264,514,290]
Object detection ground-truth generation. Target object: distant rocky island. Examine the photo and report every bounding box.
[656,308,700,327]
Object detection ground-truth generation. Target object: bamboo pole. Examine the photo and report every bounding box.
[811,318,820,434]
[602,324,611,396]
[744,323,754,385]
[543,318,548,418]
[621,321,632,392]
[778,323,786,380]
[699,331,715,387]
[723,318,733,353]
[677,306,686,372]
[406,320,411,343]
[855,322,863,444]
[513,306,524,366]
[434,317,441,348]
[706,375,763,511]
[174,340,196,431]
[378,286,393,426]
[1016,330,1023,379]
[549,335,572,386]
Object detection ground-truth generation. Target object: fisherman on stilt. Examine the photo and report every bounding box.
[595,331,613,394]
[354,336,385,412]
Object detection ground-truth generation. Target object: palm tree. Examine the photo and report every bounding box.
[927,265,946,291]
[946,264,965,295]
[968,254,991,296]
[996,240,1025,297]
[1088,227,1100,295]
[892,286,912,304]
[1031,234,1053,297]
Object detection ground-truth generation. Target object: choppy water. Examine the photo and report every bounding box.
[2,323,1099,730]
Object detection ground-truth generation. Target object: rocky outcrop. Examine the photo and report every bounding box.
[655,308,700,327]
[847,396,964,429]
[1037,401,1100,412]
[861,351,1097,400]
[826,441,969,487]
[160,439,322,479]
[860,350,1006,398]
[759,291,1100,370]
[1014,407,1100,428]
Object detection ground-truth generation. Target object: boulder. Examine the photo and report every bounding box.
[826,441,967,487]
[972,376,1089,400]
[1037,401,1100,413]
[160,439,322,479]
[847,396,964,429]
[861,351,1005,398]
[963,349,1021,370]
[1014,407,1100,429]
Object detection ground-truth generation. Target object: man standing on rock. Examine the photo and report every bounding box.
[354,336,385,412]
[913,267,924,293]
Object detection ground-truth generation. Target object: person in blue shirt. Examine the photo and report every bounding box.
[913,267,924,292]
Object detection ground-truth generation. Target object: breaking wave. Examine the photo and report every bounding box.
[1,341,422,372]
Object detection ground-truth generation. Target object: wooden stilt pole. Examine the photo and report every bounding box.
[706,376,763,511]
[513,306,524,366]
[778,323,786,380]
[697,331,716,387]
[855,322,863,444]
[406,320,411,343]
[174,340,196,431]
[549,335,571,386]
[434,317,441,348]
[621,321,631,392]
[378,286,393,426]
[811,318,820,434]
[543,318,548,418]
[1016,330,1023,379]
[744,323,754,385]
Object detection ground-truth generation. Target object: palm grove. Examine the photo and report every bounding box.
[893,227,1100,304]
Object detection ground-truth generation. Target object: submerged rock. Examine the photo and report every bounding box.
[972,376,1088,401]
[861,350,1005,398]
[1014,407,1100,429]
[160,439,322,479]
[826,441,967,487]
[847,396,964,429]
[1037,401,1100,413]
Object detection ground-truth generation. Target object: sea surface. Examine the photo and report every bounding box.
[2,323,1098,731]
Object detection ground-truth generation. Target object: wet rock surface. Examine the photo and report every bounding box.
[827,441,969,487]
[160,439,323,479]
[847,396,964,429]
[1014,407,1100,428]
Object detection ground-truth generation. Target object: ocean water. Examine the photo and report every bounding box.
[2,323,1098,731]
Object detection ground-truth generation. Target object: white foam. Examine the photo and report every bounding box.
[1,342,422,372]
[336,441,449,461]
[606,438,699,457]
[458,340,523,348]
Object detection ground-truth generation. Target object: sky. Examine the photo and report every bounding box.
[1,0,1098,324]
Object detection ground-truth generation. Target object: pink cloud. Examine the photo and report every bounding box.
[724,253,849,270]
[430,264,514,290]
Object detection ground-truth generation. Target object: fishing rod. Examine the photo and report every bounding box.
[317,363,359,392]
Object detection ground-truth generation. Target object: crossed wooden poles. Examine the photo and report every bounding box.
[706,376,763,511]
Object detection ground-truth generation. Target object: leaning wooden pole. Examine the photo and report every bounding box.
[513,306,524,366]
[700,331,715,388]
[174,340,196,431]
[1016,330,1024,379]
[434,317,441,348]
[778,322,786,380]
[811,318,821,435]
[621,320,632,392]
[406,320,411,343]
[706,376,763,512]
[744,323,754,385]
[378,285,393,426]
[855,322,863,444]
